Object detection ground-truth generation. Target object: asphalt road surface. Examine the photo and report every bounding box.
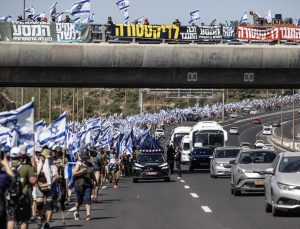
[36,110,300,229]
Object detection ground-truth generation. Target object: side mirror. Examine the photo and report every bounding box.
[229,159,236,165]
[209,156,213,159]
[265,168,274,175]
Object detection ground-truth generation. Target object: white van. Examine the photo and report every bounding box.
[180,135,190,163]
[170,126,192,148]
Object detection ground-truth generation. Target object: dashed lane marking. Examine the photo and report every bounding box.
[184,185,190,189]
[190,193,199,198]
[201,206,212,213]
[180,180,185,183]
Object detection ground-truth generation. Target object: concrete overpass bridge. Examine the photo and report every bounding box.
[0,42,300,88]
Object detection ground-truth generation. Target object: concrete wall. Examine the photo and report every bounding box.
[0,42,300,68]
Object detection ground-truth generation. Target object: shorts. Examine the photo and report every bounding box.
[35,186,53,200]
[6,199,31,222]
[75,185,92,205]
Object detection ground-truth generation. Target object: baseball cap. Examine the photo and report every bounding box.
[10,147,21,158]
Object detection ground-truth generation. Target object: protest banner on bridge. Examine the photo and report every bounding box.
[222,26,236,39]
[179,26,222,40]
[280,27,300,40]
[237,26,280,40]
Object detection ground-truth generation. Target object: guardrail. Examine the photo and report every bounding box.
[271,132,300,151]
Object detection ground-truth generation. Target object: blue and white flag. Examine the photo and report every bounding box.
[0,15,12,22]
[34,12,46,21]
[38,112,66,149]
[56,13,64,23]
[82,13,94,23]
[116,0,129,11]
[70,0,91,16]
[49,2,58,16]
[189,9,200,24]
[0,126,14,148]
[0,101,34,147]
[133,16,144,24]
[265,9,272,24]
[24,6,35,15]
[124,9,130,24]
[239,12,247,25]
[73,17,81,23]
[225,20,229,27]
[209,19,217,26]
[298,18,300,27]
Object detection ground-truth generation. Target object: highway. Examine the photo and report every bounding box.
[32,110,300,229]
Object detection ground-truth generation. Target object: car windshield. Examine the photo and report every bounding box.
[256,140,264,144]
[231,128,237,130]
[137,154,165,163]
[192,148,213,156]
[215,149,240,158]
[239,151,276,164]
[279,156,300,173]
[183,143,190,150]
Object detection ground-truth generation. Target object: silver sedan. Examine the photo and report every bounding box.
[230,149,277,196]
[265,152,300,216]
[210,147,241,178]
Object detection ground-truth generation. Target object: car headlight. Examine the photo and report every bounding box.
[277,182,296,191]
[161,166,169,170]
[133,163,144,170]
[216,163,224,167]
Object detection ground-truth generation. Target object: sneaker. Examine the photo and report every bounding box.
[86,215,91,221]
[30,216,36,222]
[44,223,50,229]
[74,212,80,221]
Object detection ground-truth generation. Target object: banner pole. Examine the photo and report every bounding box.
[72,88,75,122]
[23,0,26,21]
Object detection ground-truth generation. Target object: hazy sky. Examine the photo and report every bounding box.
[0,0,299,24]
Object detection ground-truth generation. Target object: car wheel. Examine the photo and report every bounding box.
[233,186,241,196]
[272,200,280,216]
[265,196,272,213]
[133,178,138,183]
[165,177,170,182]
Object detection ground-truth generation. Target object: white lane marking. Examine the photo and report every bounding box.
[201,206,212,213]
[180,180,185,183]
[184,185,190,189]
[101,185,107,190]
[190,193,199,198]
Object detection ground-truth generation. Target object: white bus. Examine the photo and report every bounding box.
[170,126,192,148]
[189,121,228,151]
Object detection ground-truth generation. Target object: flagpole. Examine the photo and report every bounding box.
[38,88,41,120]
[60,88,63,115]
[124,89,127,116]
[23,0,26,20]
[99,89,102,115]
[72,88,75,122]
[82,89,85,121]
[15,87,18,108]
[49,88,52,124]
[76,88,79,123]
[21,88,24,106]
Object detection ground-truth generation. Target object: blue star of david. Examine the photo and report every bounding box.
[49,126,59,135]
[3,119,19,131]
[77,4,82,10]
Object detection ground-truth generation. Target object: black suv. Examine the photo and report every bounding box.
[189,147,214,171]
[133,153,170,183]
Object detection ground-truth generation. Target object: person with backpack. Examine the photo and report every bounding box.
[6,147,36,229]
[35,149,58,229]
[73,149,97,221]
[0,149,14,229]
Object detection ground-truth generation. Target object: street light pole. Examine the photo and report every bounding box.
[139,89,143,114]
[23,0,26,20]
[222,89,225,122]
[293,89,295,150]
[281,89,283,146]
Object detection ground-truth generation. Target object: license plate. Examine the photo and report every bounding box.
[146,172,157,175]
[255,179,265,185]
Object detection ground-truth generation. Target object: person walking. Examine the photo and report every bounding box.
[166,145,175,174]
[88,146,101,202]
[73,149,97,221]
[6,147,36,229]
[175,146,182,177]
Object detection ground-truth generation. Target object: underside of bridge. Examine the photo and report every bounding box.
[0,66,299,88]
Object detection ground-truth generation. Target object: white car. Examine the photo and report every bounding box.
[155,129,164,138]
[250,110,258,115]
[230,112,238,118]
[263,144,274,150]
[229,127,239,135]
[262,126,273,135]
[255,140,264,148]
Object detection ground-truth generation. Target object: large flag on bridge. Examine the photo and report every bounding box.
[70,0,91,16]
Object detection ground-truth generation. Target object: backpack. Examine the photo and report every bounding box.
[6,163,23,204]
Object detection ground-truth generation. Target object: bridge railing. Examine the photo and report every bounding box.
[271,131,300,151]
[1,22,300,44]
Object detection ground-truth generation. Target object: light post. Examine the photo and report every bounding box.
[139,89,143,114]
[23,0,26,20]
[281,89,283,146]
[222,89,225,122]
[293,89,295,150]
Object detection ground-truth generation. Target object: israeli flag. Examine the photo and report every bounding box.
[24,6,35,15]
[134,16,144,24]
[116,0,129,11]
[209,19,217,26]
[298,18,300,27]
[38,112,66,149]
[0,101,34,147]
[0,126,13,148]
[49,2,58,16]
[34,12,46,21]
[189,9,200,24]
[70,0,91,16]
[239,12,247,25]
[56,13,64,23]
[0,15,12,22]
[124,9,130,24]
[73,17,81,23]
[265,9,272,23]
[82,13,94,23]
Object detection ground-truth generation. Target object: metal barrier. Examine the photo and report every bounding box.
[271,132,300,151]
